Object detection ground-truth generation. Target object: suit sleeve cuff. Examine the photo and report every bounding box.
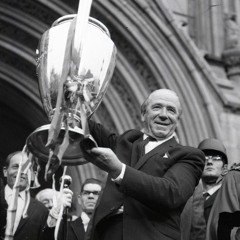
[111,163,126,184]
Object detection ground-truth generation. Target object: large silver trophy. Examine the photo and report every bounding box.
[26,7,117,169]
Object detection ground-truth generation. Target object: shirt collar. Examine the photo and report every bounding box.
[204,182,222,196]
[81,211,90,222]
[5,184,26,200]
[143,133,174,145]
[81,211,91,231]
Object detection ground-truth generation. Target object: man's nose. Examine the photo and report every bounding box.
[206,159,213,165]
[159,108,167,118]
[88,193,95,198]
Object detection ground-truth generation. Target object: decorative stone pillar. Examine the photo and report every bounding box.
[222,14,240,86]
[189,0,225,57]
[222,49,240,82]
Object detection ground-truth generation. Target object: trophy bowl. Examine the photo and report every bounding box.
[26,14,117,165]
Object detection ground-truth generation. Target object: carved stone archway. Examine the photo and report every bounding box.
[1,1,239,197]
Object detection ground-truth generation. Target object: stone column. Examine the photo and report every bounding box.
[189,0,224,57]
[222,14,240,87]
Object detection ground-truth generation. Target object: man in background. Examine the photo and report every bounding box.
[1,151,72,240]
[58,178,102,240]
[36,188,60,210]
[198,138,228,222]
[180,138,228,240]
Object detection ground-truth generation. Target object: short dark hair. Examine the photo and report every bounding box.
[4,151,22,168]
[80,178,102,192]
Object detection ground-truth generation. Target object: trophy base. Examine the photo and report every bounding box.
[26,124,96,166]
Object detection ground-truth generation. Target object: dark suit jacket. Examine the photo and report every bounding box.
[180,182,206,240]
[1,192,53,240]
[58,216,85,240]
[86,122,205,240]
[206,170,240,240]
[204,190,219,223]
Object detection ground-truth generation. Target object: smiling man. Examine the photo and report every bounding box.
[141,89,182,140]
[80,88,205,240]
[2,151,53,240]
[2,152,73,240]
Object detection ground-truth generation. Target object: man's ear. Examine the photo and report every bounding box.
[222,164,229,176]
[141,113,145,122]
[3,167,7,178]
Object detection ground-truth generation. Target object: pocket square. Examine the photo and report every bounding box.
[163,153,169,158]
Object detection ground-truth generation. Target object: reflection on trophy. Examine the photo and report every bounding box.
[26,2,117,176]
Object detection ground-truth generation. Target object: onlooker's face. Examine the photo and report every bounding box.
[79,183,101,214]
[3,153,28,191]
[202,154,226,180]
[38,190,54,210]
[142,89,181,140]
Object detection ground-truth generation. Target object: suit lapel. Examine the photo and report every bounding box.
[130,137,143,167]
[15,198,34,234]
[71,217,84,240]
[204,190,219,209]
[134,137,177,170]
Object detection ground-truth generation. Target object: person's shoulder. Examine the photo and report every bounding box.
[31,197,49,211]
[223,165,240,182]
[120,129,143,140]
[169,144,205,167]
[172,143,205,156]
[67,216,84,229]
[230,163,240,172]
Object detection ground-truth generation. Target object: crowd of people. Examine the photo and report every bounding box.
[1,88,239,240]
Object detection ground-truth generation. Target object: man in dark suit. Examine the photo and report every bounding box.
[81,89,205,240]
[197,138,228,222]
[1,151,52,240]
[1,151,72,240]
[179,138,229,240]
[58,178,102,240]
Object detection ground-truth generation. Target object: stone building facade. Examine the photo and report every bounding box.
[0,0,240,190]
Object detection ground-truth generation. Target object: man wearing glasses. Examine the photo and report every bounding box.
[198,138,228,223]
[59,178,102,240]
[78,178,102,231]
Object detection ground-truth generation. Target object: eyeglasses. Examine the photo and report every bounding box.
[82,190,100,196]
[205,155,223,162]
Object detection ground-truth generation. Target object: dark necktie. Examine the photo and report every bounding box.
[203,192,210,201]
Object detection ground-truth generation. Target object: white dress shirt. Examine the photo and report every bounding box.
[113,133,174,183]
[203,182,222,201]
[81,211,90,231]
[5,185,26,233]
[144,134,173,154]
